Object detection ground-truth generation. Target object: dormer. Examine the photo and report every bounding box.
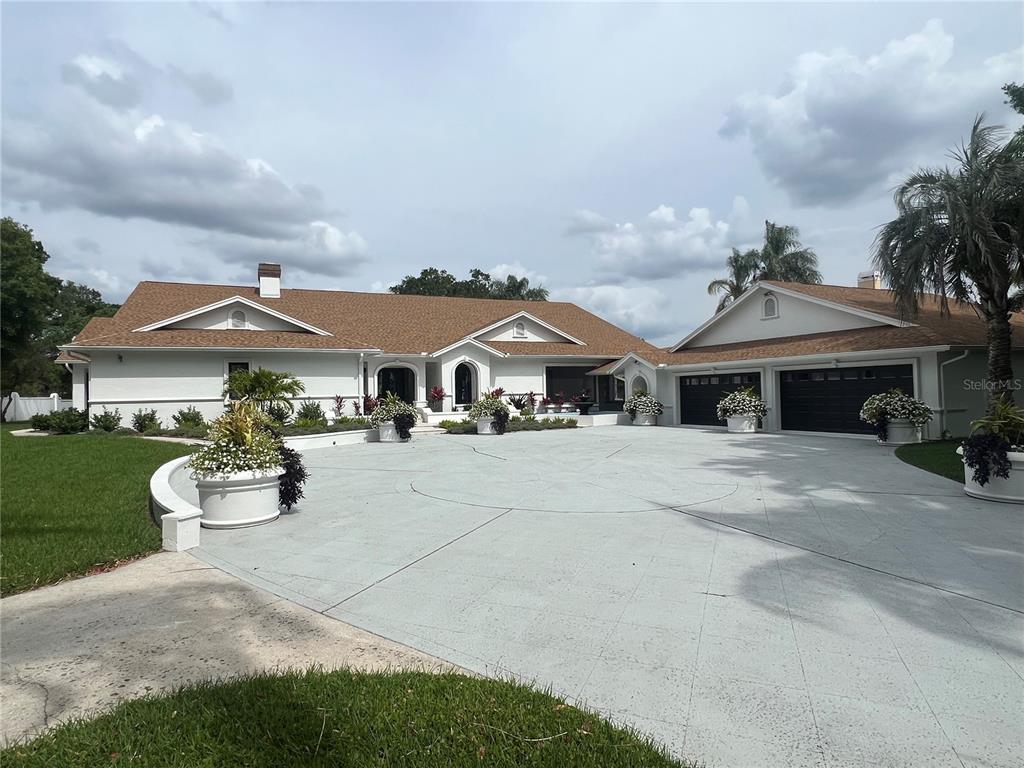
[472,311,584,344]
[132,296,331,335]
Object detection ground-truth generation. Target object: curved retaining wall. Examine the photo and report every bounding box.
[150,456,203,551]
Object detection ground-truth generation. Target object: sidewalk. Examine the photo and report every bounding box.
[0,552,449,744]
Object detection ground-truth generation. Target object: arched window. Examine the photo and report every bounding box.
[230,310,247,329]
[631,375,649,395]
[762,295,779,320]
[513,321,527,338]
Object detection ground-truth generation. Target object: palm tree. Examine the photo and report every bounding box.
[707,248,758,312]
[225,367,305,412]
[756,220,822,284]
[873,116,1024,409]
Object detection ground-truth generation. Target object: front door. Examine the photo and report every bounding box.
[378,367,414,404]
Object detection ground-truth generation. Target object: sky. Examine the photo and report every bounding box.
[2,1,1022,345]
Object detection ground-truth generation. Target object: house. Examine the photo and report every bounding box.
[58,264,1021,438]
[593,273,1024,439]
[57,263,661,424]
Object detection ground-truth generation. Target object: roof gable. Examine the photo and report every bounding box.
[133,296,331,336]
[472,311,584,345]
[672,282,909,351]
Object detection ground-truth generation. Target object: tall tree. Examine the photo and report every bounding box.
[756,220,823,284]
[1,218,58,416]
[707,248,758,312]
[390,268,548,300]
[873,116,1024,409]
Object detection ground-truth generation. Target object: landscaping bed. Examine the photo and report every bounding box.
[1,668,684,767]
[0,423,192,595]
[440,416,578,434]
[894,440,964,483]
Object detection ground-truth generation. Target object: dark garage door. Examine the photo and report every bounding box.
[679,372,761,426]
[779,364,914,434]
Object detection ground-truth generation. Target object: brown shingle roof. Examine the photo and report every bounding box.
[762,281,1023,347]
[66,281,659,357]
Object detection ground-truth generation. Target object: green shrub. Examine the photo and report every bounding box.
[439,417,578,434]
[113,427,138,436]
[48,408,89,434]
[90,407,122,432]
[264,402,291,426]
[294,399,328,426]
[29,413,52,431]
[172,406,206,429]
[131,409,160,432]
[165,425,209,439]
[279,419,371,436]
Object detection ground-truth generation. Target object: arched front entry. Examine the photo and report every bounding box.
[454,362,476,406]
[377,366,415,404]
[631,374,649,395]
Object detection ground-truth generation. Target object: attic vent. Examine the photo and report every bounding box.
[258,263,281,298]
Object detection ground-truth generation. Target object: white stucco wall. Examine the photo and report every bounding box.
[490,358,546,394]
[686,287,887,347]
[84,349,361,426]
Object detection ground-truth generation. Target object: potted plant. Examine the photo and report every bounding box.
[572,390,594,416]
[428,386,447,412]
[624,393,662,426]
[188,401,284,529]
[859,388,933,444]
[469,392,511,435]
[370,392,420,442]
[958,401,1024,503]
[508,393,535,416]
[716,387,768,433]
[538,396,552,414]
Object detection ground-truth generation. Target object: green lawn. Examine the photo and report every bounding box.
[1,668,685,767]
[894,440,964,484]
[0,423,193,596]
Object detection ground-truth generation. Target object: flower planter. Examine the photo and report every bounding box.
[633,413,657,426]
[476,417,498,435]
[196,466,283,529]
[958,446,1024,503]
[881,419,921,446]
[378,421,408,443]
[575,402,594,416]
[560,405,574,414]
[726,415,757,433]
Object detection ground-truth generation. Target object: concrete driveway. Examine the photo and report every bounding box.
[197,427,1023,768]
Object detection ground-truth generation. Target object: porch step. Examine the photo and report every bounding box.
[411,425,447,435]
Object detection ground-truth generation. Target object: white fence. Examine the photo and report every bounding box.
[1,393,74,422]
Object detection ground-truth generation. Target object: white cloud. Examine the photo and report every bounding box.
[721,20,1024,204]
[61,54,143,109]
[488,261,548,285]
[567,197,752,281]
[564,209,613,235]
[552,284,677,341]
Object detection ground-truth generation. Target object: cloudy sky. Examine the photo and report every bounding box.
[2,2,1021,345]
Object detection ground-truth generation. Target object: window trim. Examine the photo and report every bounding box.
[512,321,527,339]
[229,309,248,330]
[761,295,779,320]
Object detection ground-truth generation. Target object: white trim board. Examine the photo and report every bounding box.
[131,296,335,336]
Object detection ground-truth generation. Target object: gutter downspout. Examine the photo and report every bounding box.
[939,350,970,437]
[357,352,364,410]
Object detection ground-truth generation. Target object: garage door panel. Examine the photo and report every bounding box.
[680,372,761,426]
[779,364,914,434]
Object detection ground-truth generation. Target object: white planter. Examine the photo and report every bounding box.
[476,417,498,435]
[727,415,757,433]
[633,412,658,426]
[560,405,574,413]
[196,466,283,529]
[958,446,1024,503]
[378,421,408,442]
[881,419,921,445]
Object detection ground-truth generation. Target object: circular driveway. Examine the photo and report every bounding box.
[197,427,1023,768]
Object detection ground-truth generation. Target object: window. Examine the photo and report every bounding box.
[227,361,250,376]
[863,369,876,379]
[826,371,841,381]
[513,321,527,338]
[610,376,626,401]
[762,295,779,320]
[812,371,825,381]
[709,376,719,384]
[230,310,247,329]
[842,369,859,380]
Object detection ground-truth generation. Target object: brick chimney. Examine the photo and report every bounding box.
[857,270,881,290]
[258,263,281,298]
